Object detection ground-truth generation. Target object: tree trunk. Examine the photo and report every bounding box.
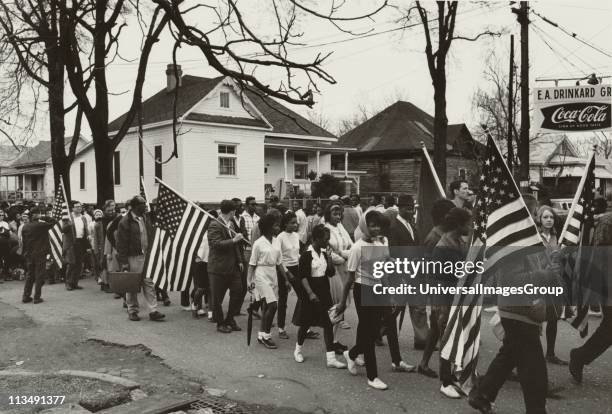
[432,67,448,190]
[47,48,71,202]
[91,126,115,206]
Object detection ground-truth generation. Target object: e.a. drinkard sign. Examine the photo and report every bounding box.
[534,84,611,133]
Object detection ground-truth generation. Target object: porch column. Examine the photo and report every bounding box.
[283,148,288,182]
[344,151,348,177]
[316,151,320,176]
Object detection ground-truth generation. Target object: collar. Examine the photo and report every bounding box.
[130,212,143,222]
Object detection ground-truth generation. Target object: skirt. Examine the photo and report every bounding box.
[254,268,278,304]
[329,263,351,306]
[292,276,333,327]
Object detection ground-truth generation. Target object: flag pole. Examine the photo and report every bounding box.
[140,176,151,212]
[154,177,251,246]
[558,146,597,245]
[420,141,446,198]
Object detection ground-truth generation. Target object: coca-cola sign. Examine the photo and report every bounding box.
[540,102,611,131]
[534,84,611,133]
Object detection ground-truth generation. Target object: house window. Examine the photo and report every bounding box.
[220,92,230,108]
[218,144,237,176]
[294,153,309,179]
[154,145,162,180]
[459,168,466,180]
[113,151,121,185]
[79,162,85,190]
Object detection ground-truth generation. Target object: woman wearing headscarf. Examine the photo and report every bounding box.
[324,202,353,351]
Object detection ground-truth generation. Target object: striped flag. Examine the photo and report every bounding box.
[558,150,597,337]
[440,133,542,392]
[48,180,70,269]
[144,182,209,291]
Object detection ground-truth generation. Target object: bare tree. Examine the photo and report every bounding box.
[306,109,331,132]
[0,0,83,199]
[401,1,501,188]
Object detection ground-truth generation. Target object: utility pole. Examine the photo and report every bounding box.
[507,35,515,173]
[512,1,529,190]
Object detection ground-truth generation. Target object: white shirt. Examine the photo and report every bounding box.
[295,209,308,244]
[72,214,85,238]
[307,245,328,278]
[196,231,210,263]
[347,237,389,285]
[276,231,300,269]
[396,214,415,240]
[249,236,282,282]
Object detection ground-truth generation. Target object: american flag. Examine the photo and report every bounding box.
[440,134,542,392]
[48,180,70,269]
[559,150,597,337]
[140,176,150,212]
[144,182,209,291]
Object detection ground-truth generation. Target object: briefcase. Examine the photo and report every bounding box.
[108,272,142,294]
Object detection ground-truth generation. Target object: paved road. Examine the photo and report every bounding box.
[1,279,611,414]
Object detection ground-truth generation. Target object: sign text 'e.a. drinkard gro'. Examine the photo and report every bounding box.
[534,84,611,133]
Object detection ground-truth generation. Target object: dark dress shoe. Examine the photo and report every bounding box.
[417,365,438,378]
[332,342,348,354]
[114,293,122,299]
[149,311,166,321]
[163,299,171,307]
[66,285,74,291]
[468,388,494,414]
[569,349,583,384]
[129,313,140,321]
[33,298,44,304]
[22,297,33,303]
[73,285,83,290]
[227,320,241,331]
[546,355,568,366]
[217,325,232,333]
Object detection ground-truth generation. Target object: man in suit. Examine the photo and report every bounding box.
[116,195,165,322]
[208,199,245,333]
[21,207,55,304]
[386,194,429,349]
[62,200,90,291]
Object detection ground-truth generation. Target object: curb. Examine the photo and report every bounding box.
[0,369,140,390]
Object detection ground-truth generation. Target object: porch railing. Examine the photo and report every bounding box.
[0,190,49,203]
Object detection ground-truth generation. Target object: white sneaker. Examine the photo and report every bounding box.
[367,377,388,390]
[391,361,416,372]
[197,309,206,316]
[326,351,347,369]
[343,351,357,375]
[294,349,304,363]
[355,355,365,366]
[181,306,191,311]
[440,384,461,399]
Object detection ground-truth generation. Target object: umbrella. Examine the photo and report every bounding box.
[246,292,254,346]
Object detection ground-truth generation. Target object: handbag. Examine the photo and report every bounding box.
[108,271,142,294]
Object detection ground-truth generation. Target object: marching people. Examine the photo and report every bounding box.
[208,199,245,333]
[247,213,289,349]
[275,212,300,339]
[341,195,360,241]
[62,200,89,291]
[239,196,260,311]
[569,197,612,384]
[21,207,55,304]
[116,195,165,322]
[291,200,308,250]
[324,202,353,345]
[536,205,567,366]
[418,199,456,378]
[338,210,389,390]
[432,208,472,399]
[293,224,346,368]
[385,194,428,351]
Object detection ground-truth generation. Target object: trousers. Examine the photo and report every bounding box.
[478,318,547,414]
[125,255,158,314]
[573,306,612,365]
[209,271,242,326]
[23,256,46,300]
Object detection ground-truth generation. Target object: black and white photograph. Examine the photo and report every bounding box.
[0,0,611,413]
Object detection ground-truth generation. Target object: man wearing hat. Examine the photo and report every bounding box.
[385,194,429,349]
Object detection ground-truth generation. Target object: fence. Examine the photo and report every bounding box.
[0,190,50,203]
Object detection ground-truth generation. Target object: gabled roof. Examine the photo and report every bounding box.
[530,134,580,165]
[107,74,335,139]
[0,145,22,167]
[10,137,89,167]
[337,101,475,154]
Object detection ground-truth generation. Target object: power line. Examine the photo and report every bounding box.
[531,8,612,58]
[531,24,582,78]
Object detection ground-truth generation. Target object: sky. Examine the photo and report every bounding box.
[1,0,611,146]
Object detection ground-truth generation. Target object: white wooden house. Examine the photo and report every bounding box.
[70,65,353,204]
